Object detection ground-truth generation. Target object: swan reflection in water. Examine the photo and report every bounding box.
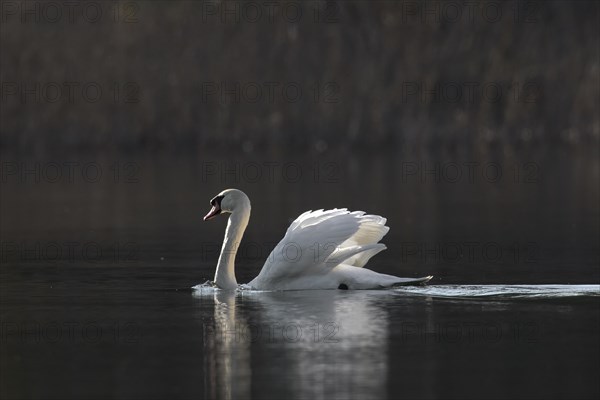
[193,288,397,400]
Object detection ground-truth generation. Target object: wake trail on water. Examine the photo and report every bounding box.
[395,284,600,299]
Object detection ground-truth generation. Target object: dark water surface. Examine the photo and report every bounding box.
[1,150,599,399]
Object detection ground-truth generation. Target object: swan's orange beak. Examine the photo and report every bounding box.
[203,204,221,221]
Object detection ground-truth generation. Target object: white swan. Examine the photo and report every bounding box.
[203,188,432,290]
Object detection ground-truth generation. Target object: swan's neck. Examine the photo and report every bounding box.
[214,207,250,290]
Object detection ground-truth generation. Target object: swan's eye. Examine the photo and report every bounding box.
[210,195,225,206]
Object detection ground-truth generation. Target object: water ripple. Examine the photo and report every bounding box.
[395,284,600,299]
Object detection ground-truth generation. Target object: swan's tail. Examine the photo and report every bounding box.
[390,275,433,286]
[332,264,433,289]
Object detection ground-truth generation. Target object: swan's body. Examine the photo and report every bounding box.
[203,189,432,290]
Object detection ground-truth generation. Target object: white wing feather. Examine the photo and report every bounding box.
[249,209,390,289]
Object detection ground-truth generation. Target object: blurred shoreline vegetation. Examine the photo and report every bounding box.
[0,0,598,155]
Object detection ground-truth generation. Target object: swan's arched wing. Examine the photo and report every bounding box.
[250,209,389,288]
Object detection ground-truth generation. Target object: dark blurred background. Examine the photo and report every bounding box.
[0,0,598,154]
[0,0,599,281]
[1,2,600,400]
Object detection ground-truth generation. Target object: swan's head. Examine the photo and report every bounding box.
[203,188,250,221]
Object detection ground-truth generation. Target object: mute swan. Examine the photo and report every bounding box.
[203,188,432,290]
